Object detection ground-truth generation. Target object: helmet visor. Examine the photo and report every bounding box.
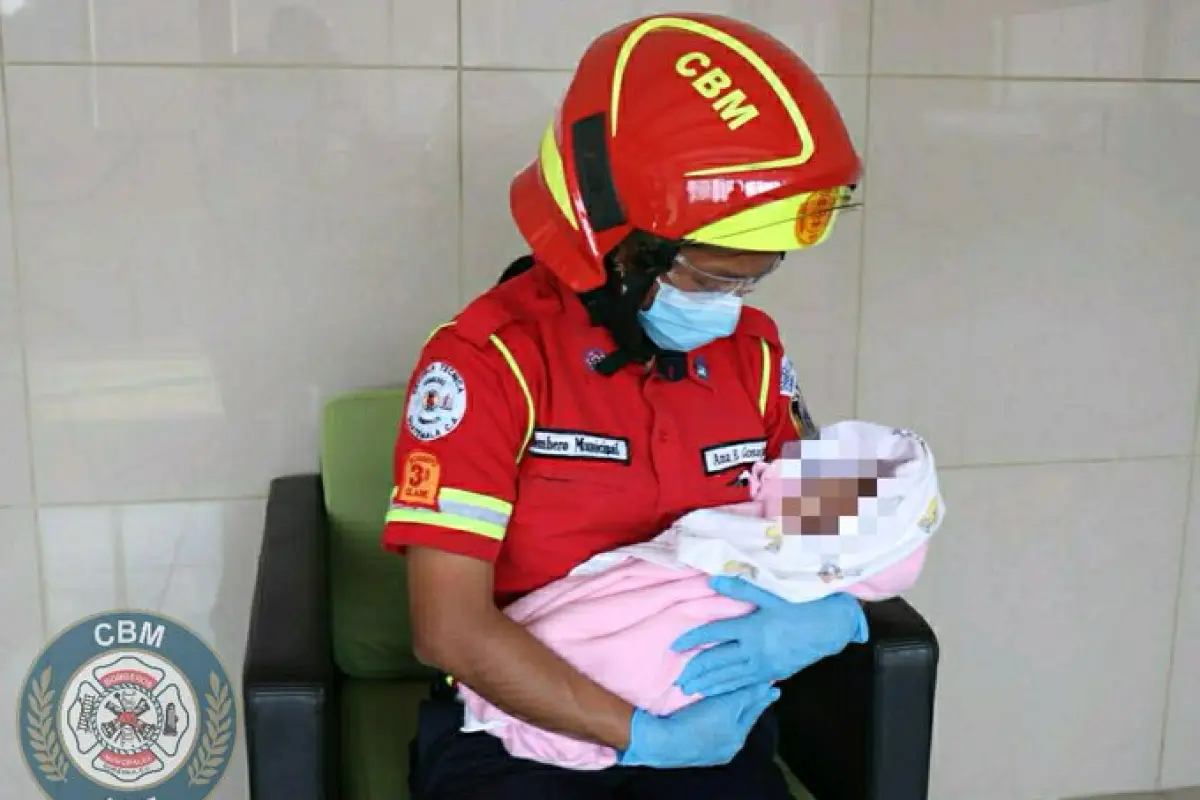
[683,185,858,252]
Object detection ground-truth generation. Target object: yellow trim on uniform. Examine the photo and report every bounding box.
[757,338,772,416]
[424,321,455,345]
[611,17,815,176]
[488,334,536,460]
[439,487,513,516]
[418,322,535,463]
[385,507,506,541]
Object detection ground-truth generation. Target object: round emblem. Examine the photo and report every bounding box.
[583,348,606,371]
[406,361,468,441]
[779,354,797,397]
[794,187,842,247]
[18,611,235,800]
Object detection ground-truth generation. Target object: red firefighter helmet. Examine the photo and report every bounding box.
[510,13,863,294]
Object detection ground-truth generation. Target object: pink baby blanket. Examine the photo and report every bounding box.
[458,421,944,769]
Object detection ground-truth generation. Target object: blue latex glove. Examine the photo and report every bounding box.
[672,577,869,697]
[618,683,780,768]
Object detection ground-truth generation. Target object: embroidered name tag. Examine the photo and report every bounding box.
[528,429,631,464]
[701,439,767,475]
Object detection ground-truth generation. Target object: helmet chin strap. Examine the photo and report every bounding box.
[578,235,680,377]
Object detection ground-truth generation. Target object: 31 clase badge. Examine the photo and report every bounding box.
[19,612,236,800]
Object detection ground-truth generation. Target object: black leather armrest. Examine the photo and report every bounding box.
[777,598,938,800]
[244,475,337,800]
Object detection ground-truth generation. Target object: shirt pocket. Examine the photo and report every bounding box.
[513,454,654,537]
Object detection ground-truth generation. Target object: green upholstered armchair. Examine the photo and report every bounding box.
[242,388,939,800]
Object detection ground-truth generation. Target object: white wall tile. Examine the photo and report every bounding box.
[0,508,45,797]
[461,0,871,73]
[906,458,1191,800]
[38,506,119,635]
[858,79,1200,467]
[8,66,460,504]
[460,71,571,299]
[0,78,31,509]
[1161,458,1200,789]
[1,0,457,66]
[872,0,1200,80]
[0,349,29,508]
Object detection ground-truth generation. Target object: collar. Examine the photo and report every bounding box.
[539,263,715,388]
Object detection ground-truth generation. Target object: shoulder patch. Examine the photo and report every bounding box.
[778,352,817,437]
[780,354,798,397]
[406,361,468,441]
[397,450,441,506]
[790,386,817,439]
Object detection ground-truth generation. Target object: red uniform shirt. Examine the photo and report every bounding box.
[383,264,815,606]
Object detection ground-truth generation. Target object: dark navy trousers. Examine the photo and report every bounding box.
[408,688,794,799]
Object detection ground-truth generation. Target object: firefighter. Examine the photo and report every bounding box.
[385,13,868,798]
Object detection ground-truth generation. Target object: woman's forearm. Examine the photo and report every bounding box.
[425,608,635,750]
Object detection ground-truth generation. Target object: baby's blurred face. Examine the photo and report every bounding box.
[779,476,880,534]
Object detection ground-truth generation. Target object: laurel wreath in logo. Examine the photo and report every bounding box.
[26,666,70,783]
[187,672,233,787]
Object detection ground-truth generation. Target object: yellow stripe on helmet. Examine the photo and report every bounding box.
[611,16,815,177]
[538,122,579,231]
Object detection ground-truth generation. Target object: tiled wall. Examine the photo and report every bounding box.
[0,2,1197,799]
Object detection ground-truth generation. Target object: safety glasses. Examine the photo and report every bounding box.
[663,251,782,297]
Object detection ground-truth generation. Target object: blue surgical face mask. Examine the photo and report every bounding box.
[638,280,743,352]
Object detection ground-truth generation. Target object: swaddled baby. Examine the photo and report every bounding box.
[457,421,945,769]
